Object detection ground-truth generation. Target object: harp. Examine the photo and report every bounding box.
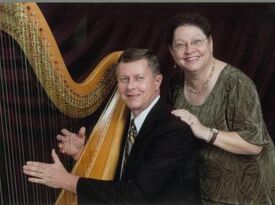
[0,2,128,205]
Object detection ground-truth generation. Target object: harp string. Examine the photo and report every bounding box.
[22,8,43,204]
[0,9,55,205]
[42,31,60,175]
[0,4,69,204]
[18,8,30,203]
[29,11,43,204]
[0,26,6,203]
[0,29,12,205]
[0,2,122,119]
[9,12,27,204]
[33,8,78,202]
[32,11,51,204]
[0,3,126,205]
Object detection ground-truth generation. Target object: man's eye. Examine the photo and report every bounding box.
[119,77,128,83]
[136,76,144,81]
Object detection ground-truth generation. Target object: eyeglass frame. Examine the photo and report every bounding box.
[171,37,208,52]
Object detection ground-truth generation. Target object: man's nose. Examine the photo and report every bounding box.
[127,79,136,89]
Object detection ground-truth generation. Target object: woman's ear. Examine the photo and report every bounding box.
[209,35,213,52]
[168,46,174,57]
[169,46,178,65]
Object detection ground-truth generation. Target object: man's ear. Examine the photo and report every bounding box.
[155,74,163,89]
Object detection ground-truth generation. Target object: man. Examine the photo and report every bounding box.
[23,48,200,204]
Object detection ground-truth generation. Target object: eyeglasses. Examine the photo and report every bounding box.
[172,38,208,52]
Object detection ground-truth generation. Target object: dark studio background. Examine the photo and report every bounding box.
[0,2,275,205]
[39,2,275,139]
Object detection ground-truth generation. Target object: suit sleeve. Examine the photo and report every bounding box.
[77,119,199,204]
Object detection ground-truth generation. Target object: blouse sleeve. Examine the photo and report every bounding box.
[226,71,269,145]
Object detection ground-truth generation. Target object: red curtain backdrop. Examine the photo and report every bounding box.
[1,3,275,205]
[39,3,275,139]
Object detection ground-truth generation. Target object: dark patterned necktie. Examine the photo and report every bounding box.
[122,119,137,174]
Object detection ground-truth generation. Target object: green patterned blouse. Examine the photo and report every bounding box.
[171,64,275,204]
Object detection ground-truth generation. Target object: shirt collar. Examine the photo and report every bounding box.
[131,95,160,134]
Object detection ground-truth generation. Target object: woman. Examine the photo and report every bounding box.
[164,13,275,204]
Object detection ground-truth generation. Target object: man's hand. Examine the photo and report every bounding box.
[23,149,79,193]
[57,127,86,160]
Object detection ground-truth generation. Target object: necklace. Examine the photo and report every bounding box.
[184,60,215,94]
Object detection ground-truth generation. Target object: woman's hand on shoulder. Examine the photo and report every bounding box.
[171,109,210,142]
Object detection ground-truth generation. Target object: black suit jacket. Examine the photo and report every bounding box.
[77,99,201,205]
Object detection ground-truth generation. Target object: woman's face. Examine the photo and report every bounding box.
[169,25,213,73]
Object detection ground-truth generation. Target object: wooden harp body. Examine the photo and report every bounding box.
[0,2,127,204]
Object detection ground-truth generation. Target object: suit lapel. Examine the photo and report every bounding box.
[126,100,166,168]
[136,100,163,142]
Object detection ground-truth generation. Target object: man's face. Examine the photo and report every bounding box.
[117,58,162,117]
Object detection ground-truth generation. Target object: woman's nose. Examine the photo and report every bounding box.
[184,43,195,54]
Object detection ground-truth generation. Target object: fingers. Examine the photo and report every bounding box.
[23,161,52,187]
[23,161,46,179]
[60,128,72,136]
[59,129,74,140]
[57,138,66,154]
[51,149,61,164]
[56,134,67,142]
[56,127,86,157]
[78,127,86,139]
[23,168,43,179]
[27,177,45,184]
[25,161,46,170]
[56,129,72,154]
[171,109,195,126]
[57,127,86,141]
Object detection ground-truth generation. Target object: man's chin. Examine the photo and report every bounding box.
[125,100,139,107]
[126,104,140,112]
[127,105,139,111]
